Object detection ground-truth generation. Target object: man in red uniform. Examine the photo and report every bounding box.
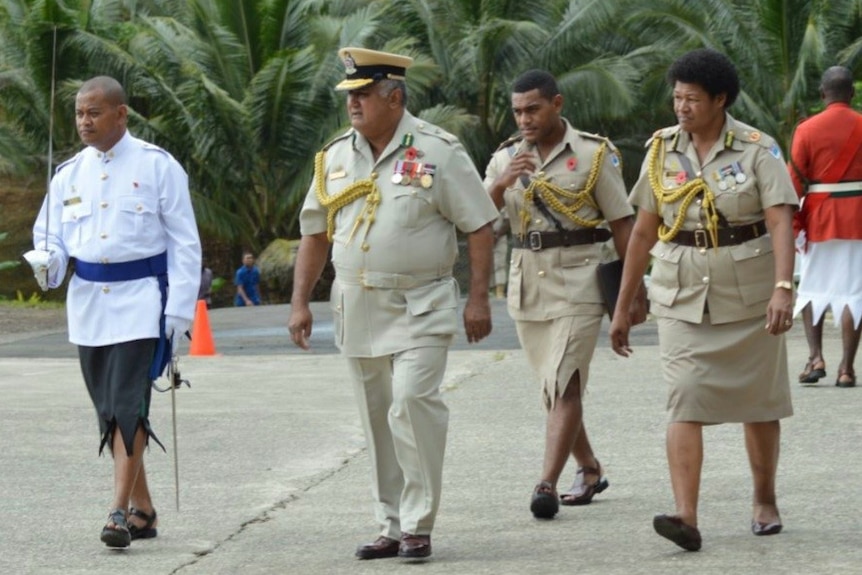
[790,66,862,388]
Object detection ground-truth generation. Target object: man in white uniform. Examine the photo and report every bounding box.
[27,76,201,548]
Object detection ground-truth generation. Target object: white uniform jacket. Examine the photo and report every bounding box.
[33,131,202,346]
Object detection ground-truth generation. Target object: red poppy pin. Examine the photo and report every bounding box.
[674,171,688,185]
[404,146,419,161]
[566,156,578,171]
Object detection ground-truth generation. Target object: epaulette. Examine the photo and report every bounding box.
[140,141,170,156]
[644,125,680,148]
[416,122,457,144]
[734,127,777,150]
[54,152,82,175]
[320,129,353,152]
[495,134,523,152]
[578,130,620,152]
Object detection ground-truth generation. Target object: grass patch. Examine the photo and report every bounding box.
[0,291,65,309]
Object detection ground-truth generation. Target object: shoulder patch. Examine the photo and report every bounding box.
[416,122,457,144]
[495,134,523,152]
[737,128,778,152]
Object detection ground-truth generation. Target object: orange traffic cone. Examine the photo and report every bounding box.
[189,299,217,356]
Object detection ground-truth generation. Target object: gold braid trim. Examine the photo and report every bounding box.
[647,137,720,247]
[518,142,607,239]
[314,150,381,246]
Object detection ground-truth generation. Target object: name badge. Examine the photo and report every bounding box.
[329,169,346,181]
[63,196,82,206]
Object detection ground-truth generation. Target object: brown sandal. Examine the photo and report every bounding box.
[560,463,609,506]
[799,359,826,384]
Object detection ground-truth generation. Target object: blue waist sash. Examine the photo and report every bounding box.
[74,252,171,381]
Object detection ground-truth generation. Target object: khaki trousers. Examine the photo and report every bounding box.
[346,346,449,538]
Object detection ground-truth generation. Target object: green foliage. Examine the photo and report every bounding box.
[2,0,862,251]
[0,232,20,271]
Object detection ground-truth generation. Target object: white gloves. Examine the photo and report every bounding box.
[22,249,60,291]
[165,315,191,353]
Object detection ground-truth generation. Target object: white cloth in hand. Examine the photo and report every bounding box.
[165,315,191,354]
[22,249,60,291]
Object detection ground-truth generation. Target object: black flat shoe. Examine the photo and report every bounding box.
[128,507,158,540]
[751,520,783,536]
[530,481,559,519]
[653,514,701,551]
[100,508,131,548]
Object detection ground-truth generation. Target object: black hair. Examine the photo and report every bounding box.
[821,66,854,102]
[666,49,739,108]
[512,69,560,100]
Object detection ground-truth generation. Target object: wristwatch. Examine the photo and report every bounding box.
[774,280,793,290]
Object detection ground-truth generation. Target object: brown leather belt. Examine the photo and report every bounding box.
[670,220,767,248]
[513,228,612,251]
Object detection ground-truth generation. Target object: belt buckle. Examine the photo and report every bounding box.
[694,229,709,249]
[528,231,543,251]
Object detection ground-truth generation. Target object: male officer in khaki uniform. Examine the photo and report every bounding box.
[288,47,498,560]
[485,69,643,520]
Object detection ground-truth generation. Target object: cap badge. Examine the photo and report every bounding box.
[342,52,357,75]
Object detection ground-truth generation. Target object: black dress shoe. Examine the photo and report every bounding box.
[653,514,702,551]
[530,481,559,519]
[751,520,783,536]
[398,533,431,558]
[355,536,400,560]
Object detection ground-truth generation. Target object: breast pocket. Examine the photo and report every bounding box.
[716,178,762,219]
[60,201,94,246]
[647,243,684,307]
[118,195,159,240]
[392,189,433,229]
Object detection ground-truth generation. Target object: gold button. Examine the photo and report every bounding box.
[699,248,706,254]
[361,243,370,252]
[696,199,702,205]
[696,222,703,229]
[584,258,590,264]
[696,171,702,177]
[107,151,114,159]
[370,172,378,180]
[100,173,107,180]
[100,233,108,239]
[102,286,110,294]
[96,152,102,158]
[100,201,108,208]
[755,248,761,254]
[534,219,542,225]
[136,204,143,212]
[411,190,418,196]
[702,276,709,283]
[336,304,342,311]
[538,270,546,277]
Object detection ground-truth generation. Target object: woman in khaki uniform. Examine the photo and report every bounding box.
[610,49,797,551]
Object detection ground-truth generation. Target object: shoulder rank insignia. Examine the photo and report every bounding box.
[496,134,523,152]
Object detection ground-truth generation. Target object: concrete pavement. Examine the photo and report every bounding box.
[1,301,860,575]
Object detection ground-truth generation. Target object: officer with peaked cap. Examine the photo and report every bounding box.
[288,47,499,560]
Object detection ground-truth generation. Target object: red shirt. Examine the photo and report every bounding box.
[789,102,862,241]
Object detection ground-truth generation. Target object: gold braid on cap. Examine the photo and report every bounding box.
[518,142,606,239]
[314,150,381,247]
[647,137,719,247]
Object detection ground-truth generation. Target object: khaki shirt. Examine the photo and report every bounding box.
[484,120,632,321]
[630,113,798,324]
[300,112,499,356]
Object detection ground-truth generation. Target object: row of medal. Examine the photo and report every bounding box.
[391,160,436,189]
[713,161,747,190]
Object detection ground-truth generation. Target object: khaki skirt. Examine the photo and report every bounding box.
[657,315,792,423]
[516,314,602,409]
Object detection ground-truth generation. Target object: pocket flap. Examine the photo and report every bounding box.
[61,201,92,222]
[118,195,157,214]
[405,280,458,316]
[649,242,684,263]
